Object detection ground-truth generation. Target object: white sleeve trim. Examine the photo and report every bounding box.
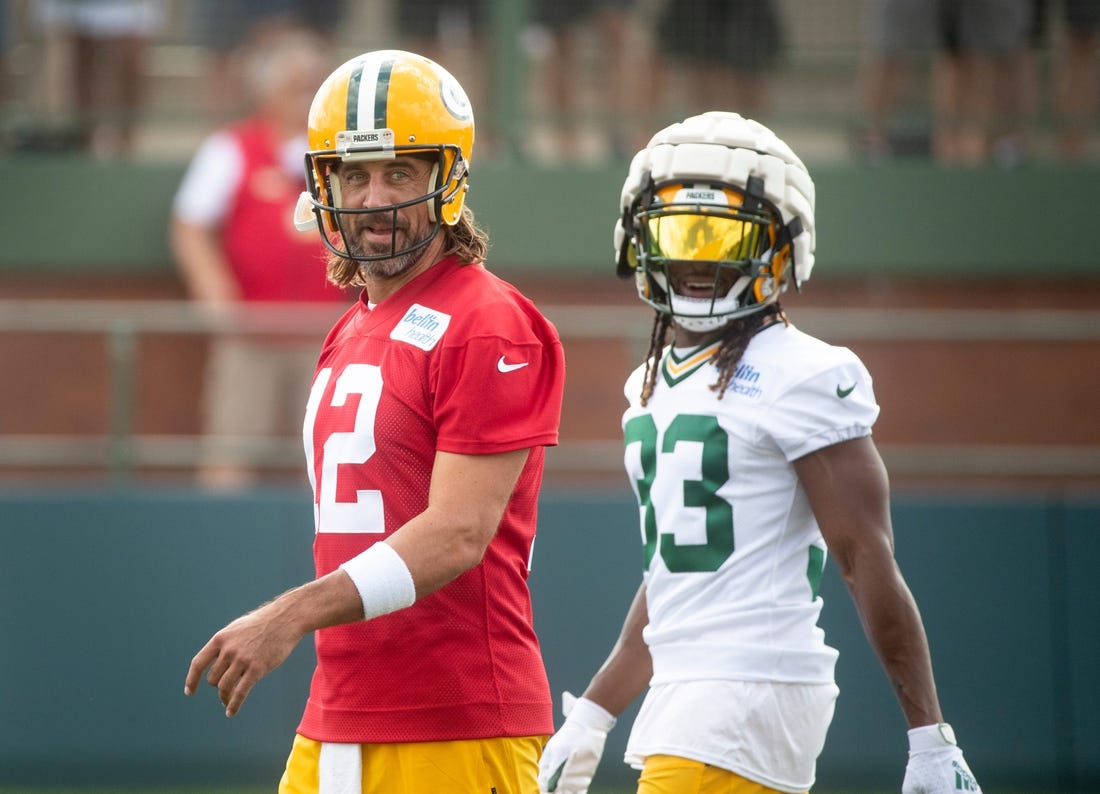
[786,425,873,462]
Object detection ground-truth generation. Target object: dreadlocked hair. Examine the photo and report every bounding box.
[638,305,786,407]
[709,305,785,398]
[639,312,672,407]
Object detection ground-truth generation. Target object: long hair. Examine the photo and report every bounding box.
[638,305,784,407]
[325,204,490,288]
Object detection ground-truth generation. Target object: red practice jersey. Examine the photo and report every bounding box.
[299,256,565,743]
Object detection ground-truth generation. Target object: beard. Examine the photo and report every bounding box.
[339,214,427,279]
[355,247,422,279]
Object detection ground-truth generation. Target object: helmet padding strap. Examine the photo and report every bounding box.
[427,163,439,222]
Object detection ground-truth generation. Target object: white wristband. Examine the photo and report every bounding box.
[564,693,617,733]
[908,722,958,752]
[339,542,416,621]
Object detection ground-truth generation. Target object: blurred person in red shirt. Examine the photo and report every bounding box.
[170,23,350,488]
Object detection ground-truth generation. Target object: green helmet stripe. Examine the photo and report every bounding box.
[373,57,394,130]
[345,62,363,130]
[346,55,395,131]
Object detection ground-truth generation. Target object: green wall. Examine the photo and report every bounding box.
[2,157,1098,277]
[0,487,1097,791]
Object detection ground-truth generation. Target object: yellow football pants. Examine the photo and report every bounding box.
[278,732,546,794]
[638,754,806,794]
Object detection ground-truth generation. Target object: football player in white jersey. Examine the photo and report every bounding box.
[538,112,982,794]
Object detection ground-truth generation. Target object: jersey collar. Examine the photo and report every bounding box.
[661,340,722,387]
[659,311,786,388]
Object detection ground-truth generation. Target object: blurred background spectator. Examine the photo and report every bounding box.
[859,0,1031,165]
[933,0,1030,165]
[194,0,347,118]
[0,0,9,104]
[652,0,785,123]
[0,1,11,146]
[525,0,651,162]
[169,22,350,489]
[0,0,1094,165]
[30,0,167,157]
[1039,0,1100,161]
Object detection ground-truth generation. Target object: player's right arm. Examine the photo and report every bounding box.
[538,583,652,794]
[186,448,532,718]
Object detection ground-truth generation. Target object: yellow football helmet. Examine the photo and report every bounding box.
[614,112,815,331]
[295,49,474,262]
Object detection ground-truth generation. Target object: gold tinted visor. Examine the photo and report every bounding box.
[645,211,768,262]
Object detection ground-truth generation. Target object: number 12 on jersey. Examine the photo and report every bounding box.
[304,365,386,534]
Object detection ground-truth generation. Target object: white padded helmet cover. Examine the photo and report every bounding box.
[618,111,816,284]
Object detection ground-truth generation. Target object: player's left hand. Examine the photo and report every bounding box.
[902,723,981,793]
[184,602,303,717]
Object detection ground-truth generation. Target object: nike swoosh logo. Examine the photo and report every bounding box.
[497,356,529,373]
[836,383,857,398]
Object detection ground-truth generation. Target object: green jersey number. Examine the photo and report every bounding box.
[624,413,734,573]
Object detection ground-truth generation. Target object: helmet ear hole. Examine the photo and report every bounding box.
[616,235,637,279]
[771,244,791,286]
[754,244,791,303]
[752,273,774,303]
[439,155,469,226]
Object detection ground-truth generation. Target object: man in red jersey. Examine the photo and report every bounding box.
[185,49,566,794]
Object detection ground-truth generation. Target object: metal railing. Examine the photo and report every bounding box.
[2,299,1099,483]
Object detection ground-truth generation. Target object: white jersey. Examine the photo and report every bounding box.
[622,319,880,686]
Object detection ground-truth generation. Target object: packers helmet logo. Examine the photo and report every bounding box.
[437,68,472,121]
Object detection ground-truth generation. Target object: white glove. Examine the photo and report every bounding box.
[902,723,982,794]
[538,692,617,794]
